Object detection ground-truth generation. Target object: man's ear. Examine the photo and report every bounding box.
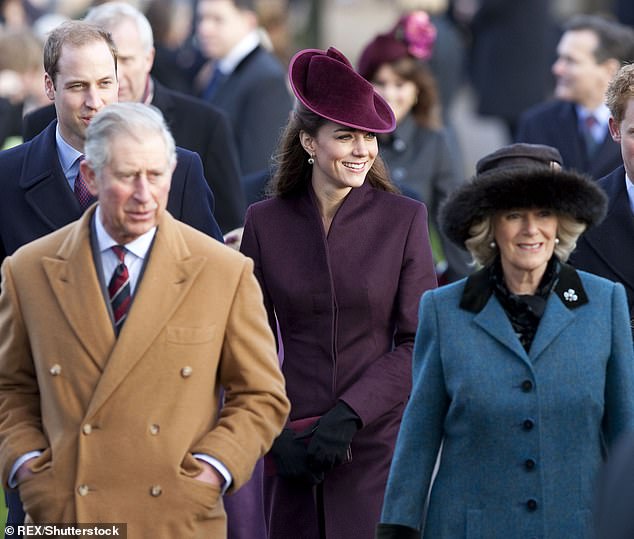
[608,116,622,143]
[44,73,55,102]
[81,160,99,197]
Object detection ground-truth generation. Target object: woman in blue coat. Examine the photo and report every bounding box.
[377,143,634,539]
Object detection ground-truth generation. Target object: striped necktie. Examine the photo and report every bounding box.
[108,245,131,333]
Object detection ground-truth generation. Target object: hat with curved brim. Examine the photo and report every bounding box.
[289,46,396,133]
[440,151,608,248]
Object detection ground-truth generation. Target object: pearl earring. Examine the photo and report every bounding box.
[555,237,560,244]
[308,155,315,165]
[489,241,496,248]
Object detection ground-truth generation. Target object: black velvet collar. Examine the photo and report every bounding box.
[460,259,589,314]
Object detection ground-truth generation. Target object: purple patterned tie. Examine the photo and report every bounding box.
[74,156,95,211]
[108,246,131,333]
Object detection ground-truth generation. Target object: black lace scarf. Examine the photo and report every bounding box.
[490,256,560,353]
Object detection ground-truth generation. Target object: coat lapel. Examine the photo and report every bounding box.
[20,122,82,230]
[473,297,529,362]
[528,295,575,361]
[42,208,115,370]
[84,213,206,419]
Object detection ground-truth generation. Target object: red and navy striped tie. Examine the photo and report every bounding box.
[108,245,131,333]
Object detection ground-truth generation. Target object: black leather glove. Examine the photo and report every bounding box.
[270,429,324,485]
[307,401,360,472]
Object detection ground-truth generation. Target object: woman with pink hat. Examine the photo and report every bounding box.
[358,11,470,284]
[240,47,437,538]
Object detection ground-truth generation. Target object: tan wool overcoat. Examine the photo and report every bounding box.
[0,207,289,538]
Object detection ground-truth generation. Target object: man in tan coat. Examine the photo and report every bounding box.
[0,102,289,538]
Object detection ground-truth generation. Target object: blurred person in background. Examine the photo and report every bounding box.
[146,0,200,95]
[195,0,292,177]
[517,15,634,180]
[452,0,558,140]
[358,10,471,283]
[0,27,48,148]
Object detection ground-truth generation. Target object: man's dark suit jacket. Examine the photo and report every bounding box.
[204,45,292,177]
[22,80,245,233]
[569,166,634,320]
[516,100,622,179]
[0,120,223,264]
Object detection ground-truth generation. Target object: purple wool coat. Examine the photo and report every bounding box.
[240,180,437,539]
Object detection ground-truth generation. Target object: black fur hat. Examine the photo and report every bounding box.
[440,144,608,248]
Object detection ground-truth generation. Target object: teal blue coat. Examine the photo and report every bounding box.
[380,265,634,539]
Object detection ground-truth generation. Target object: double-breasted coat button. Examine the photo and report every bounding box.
[82,424,92,435]
[523,419,535,430]
[49,364,62,376]
[150,485,162,497]
[180,366,193,378]
[149,424,160,435]
[525,458,536,470]
[526,499,538,511]
[521,380,533,392]
[77,485,89,496]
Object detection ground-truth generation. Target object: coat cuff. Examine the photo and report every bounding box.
[375,523,420,539]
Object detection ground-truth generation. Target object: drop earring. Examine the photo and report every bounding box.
[308,155,315,165]
[489,241,496,248]
[555,237,560,244]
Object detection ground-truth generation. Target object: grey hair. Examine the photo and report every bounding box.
[85,1,154,53]
[465,213,587,267]
[84,102,176,174]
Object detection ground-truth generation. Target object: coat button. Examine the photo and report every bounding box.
[150,485,162,497]
[525,458,536,470]
[180,366,193,378]
[521,380,533,392]
[49,364,62,376]
[526,499,538,511]
[82,424,92,435]
[149,424,160,435]
[77,484,89,496]
[522,419,535,430]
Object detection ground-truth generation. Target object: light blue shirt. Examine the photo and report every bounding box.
[55,124,83,190]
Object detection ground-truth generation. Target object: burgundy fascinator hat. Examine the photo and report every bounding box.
[289,46,396,133]
[358,10,437,81]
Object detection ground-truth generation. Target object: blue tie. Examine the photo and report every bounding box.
[203,65,226,100]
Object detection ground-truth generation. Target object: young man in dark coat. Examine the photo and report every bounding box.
[570,63,634,323]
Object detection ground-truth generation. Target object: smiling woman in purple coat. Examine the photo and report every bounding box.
[239,47,437,539]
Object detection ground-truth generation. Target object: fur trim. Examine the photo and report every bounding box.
[440,166,608,247]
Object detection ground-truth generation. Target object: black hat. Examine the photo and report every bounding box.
[476,143,562,174]
[440,143,608,247]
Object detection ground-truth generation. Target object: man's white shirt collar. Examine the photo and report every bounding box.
[217,30,260,75]
[94,205,156,259]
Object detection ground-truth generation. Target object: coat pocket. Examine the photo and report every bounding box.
[167,325,216,344]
